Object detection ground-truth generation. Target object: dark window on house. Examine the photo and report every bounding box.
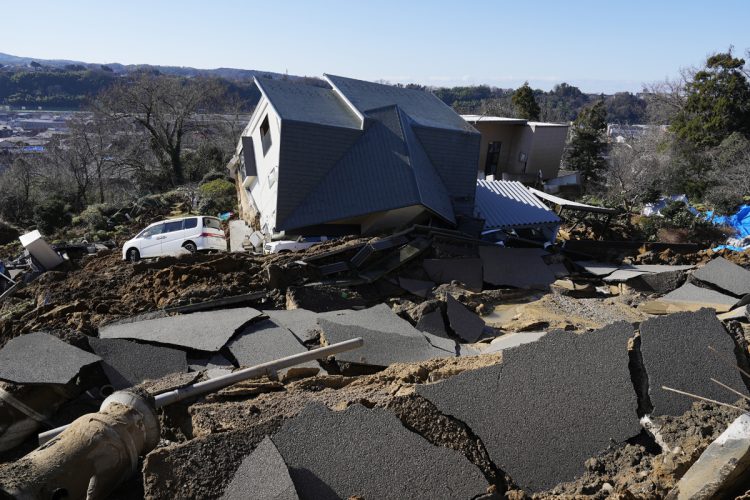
[241,136,257,176]
[183,218,198,230]
[484,142,502,176]
[260,115,272,156]
[163,220,184,233]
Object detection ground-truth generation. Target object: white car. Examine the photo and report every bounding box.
[263,236,329,254]
[122,216,226,261]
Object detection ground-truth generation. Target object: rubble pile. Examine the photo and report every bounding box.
[1,229,750,499]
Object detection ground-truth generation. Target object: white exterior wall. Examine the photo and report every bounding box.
[240,98,282,236]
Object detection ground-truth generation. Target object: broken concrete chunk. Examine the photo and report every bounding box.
[226,319,319,380]
[423,258,483,291]
[398,277,435,298]
[418,323,639,492]
[415,309,449,339]
[88,337,187,390]
[318,318,453,367]
[693,257,750,297]
[0,332,101,384]
[270,404,489,500]
[446,295,485,343]
[222,436,299,500]
[99,308,262,352]
[639,309,749,417]
[666,413,750,500]
[640,283,740,314]
[479,246,556,289]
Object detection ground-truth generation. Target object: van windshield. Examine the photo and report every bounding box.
[203,218,222,231]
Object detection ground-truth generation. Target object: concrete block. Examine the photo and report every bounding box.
[418,322,639,492]
[0,332,101,384]
[19,230,63,270]
[99,308,262,352]
[639,309,748,416]
[270,403,489,499]
[667,413,750,500]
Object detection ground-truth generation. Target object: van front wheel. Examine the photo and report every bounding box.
[127,248,140,262]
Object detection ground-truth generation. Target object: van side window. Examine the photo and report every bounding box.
[183,218,198,230]
[142,224,164,237]
[203,218,222,231]
[163,221,183,233]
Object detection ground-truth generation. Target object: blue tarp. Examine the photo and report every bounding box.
[706,204,750,252]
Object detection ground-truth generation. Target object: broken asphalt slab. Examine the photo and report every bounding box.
[638,309,749,417]
[640,283,741,314]
[263,308,326,342]
[88,337,187,390]
[99,307,263,352]
[222,436,299,500]
[0,332,101,384]
[423,257,483,291]
[418,322,640,492]
[415,308,449,338]
[398,277,435,298]
[479,246,556,289]
[318,318,454,367]
[446,295,485,343]
[483,331,548,353]
[269,403,489,500]
[226,319,319,379]
[693,257,750,297]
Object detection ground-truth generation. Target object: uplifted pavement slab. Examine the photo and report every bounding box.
[639,309,748,417]
[263,308,326,342]
[423,258,483,291]
[415,309,449,338]
[222,436,299,500]
[88,337,187,390]
[398,277,435,298]
[99,308,262,352]
[0,332,101,384]
[693,257,750,297]
[446,295,485,343]
[480,247,556,289]
[640,283,740,314]
[574,261,622,277]
[418,322,639,492]
[318,318,454,367]
[270,403,489,500]
[226,319,319,379]
[320,303,421,337]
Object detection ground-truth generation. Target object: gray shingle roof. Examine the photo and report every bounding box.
[475,180,561,230]
[255,78,360,129]
[326,74,477,133]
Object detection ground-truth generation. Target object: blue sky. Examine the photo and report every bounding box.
[1,0,747,93]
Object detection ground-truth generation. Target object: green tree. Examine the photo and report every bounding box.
[564,100,608,189]
[512,82,540,120]
[671,50,750,149]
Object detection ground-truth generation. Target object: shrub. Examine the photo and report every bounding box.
[198,179,235,214]
[34,198,71,235]
[78,203,113,231]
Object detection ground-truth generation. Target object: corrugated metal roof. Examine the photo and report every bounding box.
[474,180,561,230]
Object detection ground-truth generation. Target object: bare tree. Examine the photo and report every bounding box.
[96,73,226,185]
[642,66,696,124]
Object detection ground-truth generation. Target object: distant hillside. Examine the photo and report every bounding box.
[0,52,292,81]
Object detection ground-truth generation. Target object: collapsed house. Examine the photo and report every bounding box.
[227,75,481,239]
[461,115,569,183]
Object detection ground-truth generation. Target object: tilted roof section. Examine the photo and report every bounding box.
[278,105,455,231]
[475,180,561,230]
[255,77,361,129]
[326,74,478,133]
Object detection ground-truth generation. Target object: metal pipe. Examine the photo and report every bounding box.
[38,337,363,444]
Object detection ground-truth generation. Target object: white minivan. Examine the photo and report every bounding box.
[122,216,226,261]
